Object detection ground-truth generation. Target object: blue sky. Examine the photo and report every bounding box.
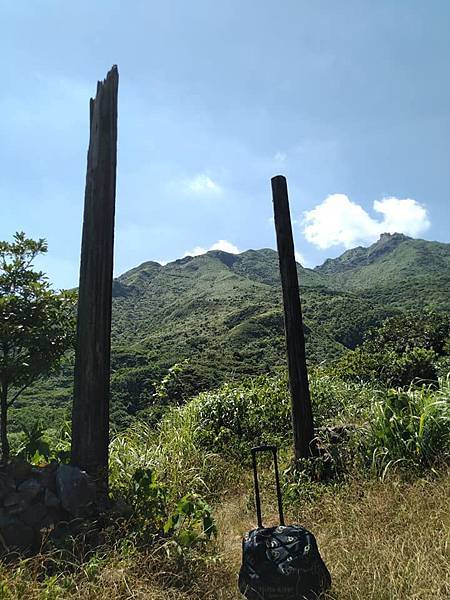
[1,0,449,289]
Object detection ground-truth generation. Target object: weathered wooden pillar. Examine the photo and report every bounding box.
[271,175,315,460]
[71,66,119,488]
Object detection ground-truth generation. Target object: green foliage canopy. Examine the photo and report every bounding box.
[0,232,76,460]
[335,310,450,387]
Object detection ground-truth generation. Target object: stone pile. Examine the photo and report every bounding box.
[0,458,98,556]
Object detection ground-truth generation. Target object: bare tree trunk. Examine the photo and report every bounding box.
[0,383,9,464]
[71,66,119,491]
[271,175,316,460]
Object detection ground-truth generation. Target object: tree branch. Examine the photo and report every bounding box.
[7,383,31,407]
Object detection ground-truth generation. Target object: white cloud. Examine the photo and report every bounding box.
[183,245,207,257]
[302,194,430,250]
[209,240,240,253]
[274,151,287,163]
[183,174,222,195]
[295,251,308,266]
[183,239,241,258]
[372,197,430,236]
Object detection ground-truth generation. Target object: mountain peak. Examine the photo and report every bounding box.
[367,232,411,260]
[316,232,411,274]
[206,249,240,267]
[377,232,411,244]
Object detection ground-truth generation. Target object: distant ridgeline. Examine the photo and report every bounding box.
[13,233,450,430]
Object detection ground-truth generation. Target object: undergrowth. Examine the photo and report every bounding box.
[0,371,449,598]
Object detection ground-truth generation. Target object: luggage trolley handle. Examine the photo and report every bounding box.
[251,445,285,528]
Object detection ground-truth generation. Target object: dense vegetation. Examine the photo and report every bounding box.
[334,310,450,386]
[2,368,449,598]
[2,231,449,598]
[13,232,450,432]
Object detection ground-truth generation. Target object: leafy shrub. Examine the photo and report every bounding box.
[436,355,450,378]
[110,427,219,558]
[397,347,439,384]
[110,360,213,429]
[151,359,204,407]
[190,375,291,459]
[14,419,71,464]
[335,346,439,387]
[17,421,50,461]
[110,363,161,427]
[309,370,372,425]
[163,493,216,552]
[125,467,216,554]
[129,468,168,534]
[366,310,450,355]
[188,371,373,460]
[335,310,450,387]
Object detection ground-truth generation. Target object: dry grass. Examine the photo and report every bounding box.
[214,472,450,600]
[0,473,448,599]
[311,476,450,599]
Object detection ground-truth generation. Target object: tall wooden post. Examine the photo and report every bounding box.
[271,175,315,460]
[71,66,119,488]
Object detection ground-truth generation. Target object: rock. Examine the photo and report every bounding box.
[0,461,105,557]
[49,518,72,542]
[56,464,96,516]
[0,476,16,501]
[40,507,68,530]
[7,458,32,483]
[19,502,66,533]
[33,463,58,492]
[20,502,48,528]
[44,488,60,509]
[0,514,34,552]
[3,492,30,515]
[18,478,43,500]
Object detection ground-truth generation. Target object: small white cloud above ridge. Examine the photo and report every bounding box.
[302,194,430,250]
[295,251,309,266]
[274,151,287,163]
[210,240,240,253]
[183,239,241,258]
[182,245,207,257]
[184,174,222,195]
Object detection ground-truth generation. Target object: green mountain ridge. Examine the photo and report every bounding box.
[12,233,450,431]
[316,233,411,273]
[111,232,450,372]
[315,234,450,311]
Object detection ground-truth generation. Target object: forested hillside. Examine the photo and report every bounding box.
[316,232,450,310]
[12,233,450,430]
[110,232,449,374]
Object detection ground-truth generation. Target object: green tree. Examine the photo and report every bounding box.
[366,310,450,355]
[0,232,76,462]
[334,310,450,387]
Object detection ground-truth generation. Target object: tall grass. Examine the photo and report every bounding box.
[109,406,238,504]
[0,472,448,599]
[368,376,450,476]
